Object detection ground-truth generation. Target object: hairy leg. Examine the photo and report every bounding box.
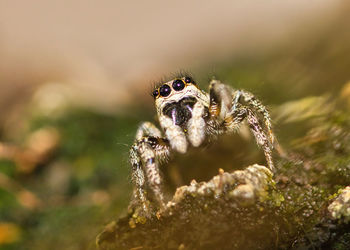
[130,122,170,212]
[235,90,275,147]
[208,79,234,121]
[137,140,166,208]
[207,79,237,137]
[245,108,274,171]
[224,106,274,171]
[136,121,162,140]
[208,80,275,171]
[129,146,148,212]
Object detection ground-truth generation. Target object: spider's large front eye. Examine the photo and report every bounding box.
[159,84,171,97]
[172,79,185,91]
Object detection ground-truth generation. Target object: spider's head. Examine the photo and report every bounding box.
[152,76,208,126]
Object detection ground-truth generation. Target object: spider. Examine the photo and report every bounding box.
[129,76,275,213]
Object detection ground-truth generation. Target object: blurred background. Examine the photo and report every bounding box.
[0,0,350,249]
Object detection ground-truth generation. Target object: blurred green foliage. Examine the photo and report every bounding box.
[0,109,153,250]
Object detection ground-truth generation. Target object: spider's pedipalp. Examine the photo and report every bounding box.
[187,102,206,147]
[159,115,188,153]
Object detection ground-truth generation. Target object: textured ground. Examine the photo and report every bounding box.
[97,94,350,250]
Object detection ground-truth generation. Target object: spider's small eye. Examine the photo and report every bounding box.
[172,79,185,91]
[159,84,171,97]
[184,76,192,84]
[152,89,159,98]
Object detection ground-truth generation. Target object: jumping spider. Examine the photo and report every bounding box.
[130,76,275,213]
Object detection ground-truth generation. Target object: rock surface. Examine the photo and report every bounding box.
[328,186,350,223]
[97,95,350,249]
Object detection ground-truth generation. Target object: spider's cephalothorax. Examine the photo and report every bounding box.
[130,76,276,213]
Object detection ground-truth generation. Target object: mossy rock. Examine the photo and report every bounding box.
[97,94,350,249]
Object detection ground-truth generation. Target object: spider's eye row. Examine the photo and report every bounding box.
[172,79,185,91]
[184,76,192,84]
[159,84,171,97]
[152,89,159,98]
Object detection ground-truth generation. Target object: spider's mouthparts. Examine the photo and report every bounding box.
[163,97,197,126]
[164,104,191,126]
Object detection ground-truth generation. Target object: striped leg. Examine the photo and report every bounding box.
[135,121,162,140]
[208,79,234,121]
[130,146,148,212]
[224,106,274,171]
[244,108,274,171]
[236,90,275,147]
[130,122,170,212]
[208,80,275,171]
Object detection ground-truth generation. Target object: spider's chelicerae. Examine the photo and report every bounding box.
[130,76,275,213]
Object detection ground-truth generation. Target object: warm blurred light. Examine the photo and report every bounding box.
[0,0,348,113]
[0,222,21,245]
[341,81,350,108]
[32,82,72,116]
[91,190,111,206]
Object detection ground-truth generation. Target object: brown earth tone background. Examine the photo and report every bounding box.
[1,1,350,249]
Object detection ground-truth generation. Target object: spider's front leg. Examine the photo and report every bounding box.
[130,122,170,213]
[208,80,275,171]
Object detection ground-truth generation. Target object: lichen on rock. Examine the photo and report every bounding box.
[96,164,294,250]
[328,186,350,223]
[168,164,274,209]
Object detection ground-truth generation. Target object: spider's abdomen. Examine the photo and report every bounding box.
[162,97,197,127]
